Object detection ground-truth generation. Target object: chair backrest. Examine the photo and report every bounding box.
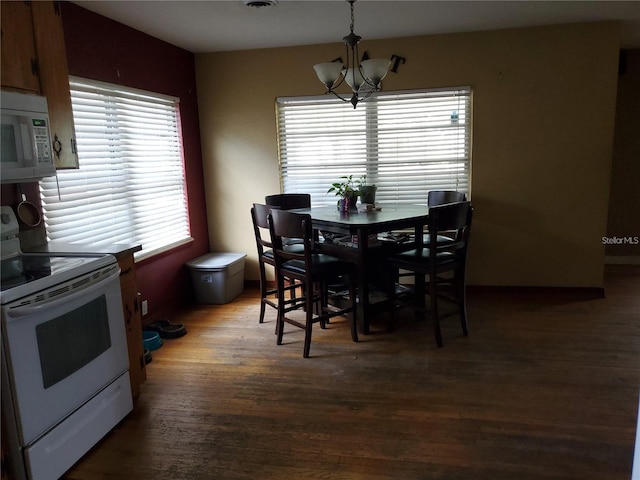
[427,190,467,207]
[265,193,311,210]
[267,209,313,264]
[251,203,274,255]
[427,201,473,253]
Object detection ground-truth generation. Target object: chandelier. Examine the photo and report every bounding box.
[313,0,393,108]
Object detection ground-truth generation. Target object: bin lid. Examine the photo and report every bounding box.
[186,252,246,271]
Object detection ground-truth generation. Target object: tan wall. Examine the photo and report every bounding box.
[195,21,620,288]
[607,49,640,259]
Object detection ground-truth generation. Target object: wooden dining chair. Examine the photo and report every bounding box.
[385,191,467,246]
[251,203,301,324]
[425,190,467,246]
[387,201,473,347]
[394,190,468,284]
[268,209,358,358]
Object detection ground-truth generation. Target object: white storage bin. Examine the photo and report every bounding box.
[186,253,246,304]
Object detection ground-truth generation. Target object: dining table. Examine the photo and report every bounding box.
[291,204,429,334]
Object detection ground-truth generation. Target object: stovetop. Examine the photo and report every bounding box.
[2,254,98,291]
[0,252,116,305]
[1,206,117,305]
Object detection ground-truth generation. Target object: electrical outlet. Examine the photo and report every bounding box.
[141,300,148,316]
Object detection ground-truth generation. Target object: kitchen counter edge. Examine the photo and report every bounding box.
[24,241,142,261]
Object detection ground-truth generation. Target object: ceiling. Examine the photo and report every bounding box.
[72,0,640,53]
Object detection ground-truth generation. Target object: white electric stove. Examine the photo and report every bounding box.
[1,205,132,480]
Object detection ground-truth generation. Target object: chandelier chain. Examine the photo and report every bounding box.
[349,0,355,34]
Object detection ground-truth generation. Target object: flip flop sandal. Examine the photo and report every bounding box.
[145,319,187,339]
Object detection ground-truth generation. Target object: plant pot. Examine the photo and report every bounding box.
[337,193,359,212]
[359,185,377,204]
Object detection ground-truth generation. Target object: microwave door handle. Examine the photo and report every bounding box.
[4,267,121,320]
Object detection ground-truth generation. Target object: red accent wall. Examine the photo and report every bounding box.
[61,2,209,321]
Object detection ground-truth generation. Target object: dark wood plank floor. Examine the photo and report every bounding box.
[64,265,640,480]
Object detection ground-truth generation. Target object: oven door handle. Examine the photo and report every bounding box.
[5,266,121,319]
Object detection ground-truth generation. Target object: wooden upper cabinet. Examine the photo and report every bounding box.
[1,1,79,169]
[0,1,40,92]
[31,1,79,169]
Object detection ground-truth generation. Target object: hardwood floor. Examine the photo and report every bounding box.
[64,266,640,480]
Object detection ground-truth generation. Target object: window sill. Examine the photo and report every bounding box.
[134,237,194,262]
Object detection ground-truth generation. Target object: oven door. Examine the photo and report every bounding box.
[1,263,129,446]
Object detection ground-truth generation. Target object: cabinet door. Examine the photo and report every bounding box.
[0,1,40,92]
[118,255,147,400]
[31,1,79,169]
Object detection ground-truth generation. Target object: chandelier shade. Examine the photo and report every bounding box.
[313,0,392,108]
[342,67,364,91]
[360,58,391,87]
[313,62,344,89]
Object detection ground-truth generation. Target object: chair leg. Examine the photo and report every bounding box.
[276,276,285,346]
[456,267,469,336]
[414,272,426,321]
[290,278,297,300]
[385,266,397,332]
[319,280,328,329]
[430,276,443,347]
[303,290,315,358]
[260,300,267,325]
[349,272,359,343]
[258,264,268,323]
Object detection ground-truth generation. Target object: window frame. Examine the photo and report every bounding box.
[276,87,472,206]
[39,77,193,261]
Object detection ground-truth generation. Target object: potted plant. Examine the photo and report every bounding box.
[358,175,377,204]
[327,175,360,211]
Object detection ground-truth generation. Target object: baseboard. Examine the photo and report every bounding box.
[467,285,605,299]
[244,279,261,290]
[245,280,607,298]
[605,255,640,265]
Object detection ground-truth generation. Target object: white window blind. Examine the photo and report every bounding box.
[276,87,471,205]
[40,78,191,260]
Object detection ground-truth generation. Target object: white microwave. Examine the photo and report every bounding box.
[1,91,56,184]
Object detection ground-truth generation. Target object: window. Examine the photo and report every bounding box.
[40,78,191,260]
[276,87,471,205]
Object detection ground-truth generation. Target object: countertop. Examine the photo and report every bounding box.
[24,241,142,261]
